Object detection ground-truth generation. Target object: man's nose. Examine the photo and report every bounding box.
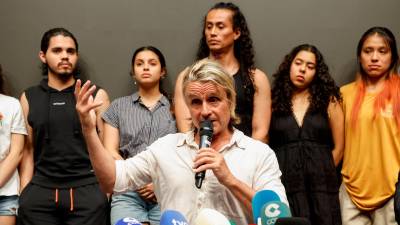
[201,102,211,116]
[61,50,69,59]
[210,26,217,36]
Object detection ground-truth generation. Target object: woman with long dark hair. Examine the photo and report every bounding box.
[269,44,344,225]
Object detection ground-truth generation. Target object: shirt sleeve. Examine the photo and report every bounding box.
[102,99,120,128]
[11,99,27,135]
[254,145,289,205]
[114,148,156,193]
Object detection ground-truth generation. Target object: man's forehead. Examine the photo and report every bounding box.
[185,81,223,96]
[48,35,76,49]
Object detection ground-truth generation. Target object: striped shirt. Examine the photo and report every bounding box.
[102,92,176,159]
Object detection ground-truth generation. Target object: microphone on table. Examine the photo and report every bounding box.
[160,210,189,225]
[114,217,141,225]
[194,208,230,225]
[195,119,213,189]
[252,190,281,223]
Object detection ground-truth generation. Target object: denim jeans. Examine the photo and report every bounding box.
[110,190,160,225]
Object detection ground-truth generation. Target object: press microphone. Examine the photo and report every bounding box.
[160,210,189,225]
[194,208,230,225]
[114,217,141,225]
[260,201,291,225]
[195,119,213,189]
[252,190,281,223]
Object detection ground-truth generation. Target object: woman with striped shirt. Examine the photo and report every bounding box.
[102,46,176,225]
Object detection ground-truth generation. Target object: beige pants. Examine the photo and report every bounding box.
[339,184,396,225]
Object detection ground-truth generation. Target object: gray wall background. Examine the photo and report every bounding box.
[1,0,399,100]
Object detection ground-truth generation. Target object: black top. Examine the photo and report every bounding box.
[25,79,97,188]
[233,68,254,136]
[269,110,338,193]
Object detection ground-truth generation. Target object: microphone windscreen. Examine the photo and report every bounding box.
[114,217,141,225]
[275,217,311,225]
[260,201,291,225]
[194,208,231,225]
[252,190,281,222]
[160,210,188,225]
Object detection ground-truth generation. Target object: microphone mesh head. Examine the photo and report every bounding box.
[199,120,213,136]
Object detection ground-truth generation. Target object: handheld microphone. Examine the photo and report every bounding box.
[160,210,189,225]
[252,190,281,223]
[194,208,230,225]
[195,119,213,189]
[114,217,141,225]
[260,201,291,225]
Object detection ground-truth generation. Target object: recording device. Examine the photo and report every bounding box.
[160,210,189,225]
[260,201,291,225]
[114,217,141,225]
[252,190,281,223]
[195,119,213,189]
[193,208,230,225]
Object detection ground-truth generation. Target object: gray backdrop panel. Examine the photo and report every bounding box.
[0,0,399,99]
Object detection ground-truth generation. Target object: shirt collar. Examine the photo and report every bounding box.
[131,92,168,106]
[176,128,246,150]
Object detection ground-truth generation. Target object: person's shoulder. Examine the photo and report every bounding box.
[112,94,134,104]
[239,131,274,154]
[151,133,183,145]
[340,81,357,94]
[94,88,109,100]
[148,133,185,151]
[0,94,20,106]
[252,68,270,86]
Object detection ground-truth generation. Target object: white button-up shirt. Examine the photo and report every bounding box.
[114,129,287,224]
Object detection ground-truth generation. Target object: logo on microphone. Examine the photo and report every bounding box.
[260,201,291,225]
[264,203,281,218]
[114,217,141,225]
[171,219,188,225]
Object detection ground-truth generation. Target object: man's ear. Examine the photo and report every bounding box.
[39,51,46,64]
[234,28,241,40]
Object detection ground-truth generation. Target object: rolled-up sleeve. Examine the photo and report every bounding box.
[113,149,155,193]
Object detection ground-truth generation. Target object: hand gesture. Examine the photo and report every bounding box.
[74,79,103,131]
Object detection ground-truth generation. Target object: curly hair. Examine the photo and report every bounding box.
[272,44,342,114]
[196,2,255,91]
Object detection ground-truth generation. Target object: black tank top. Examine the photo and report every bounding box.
[25,79,97,188]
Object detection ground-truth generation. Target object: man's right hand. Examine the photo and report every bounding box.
[74,79,103,131]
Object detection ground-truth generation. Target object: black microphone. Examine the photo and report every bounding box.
[195,120,213,189]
